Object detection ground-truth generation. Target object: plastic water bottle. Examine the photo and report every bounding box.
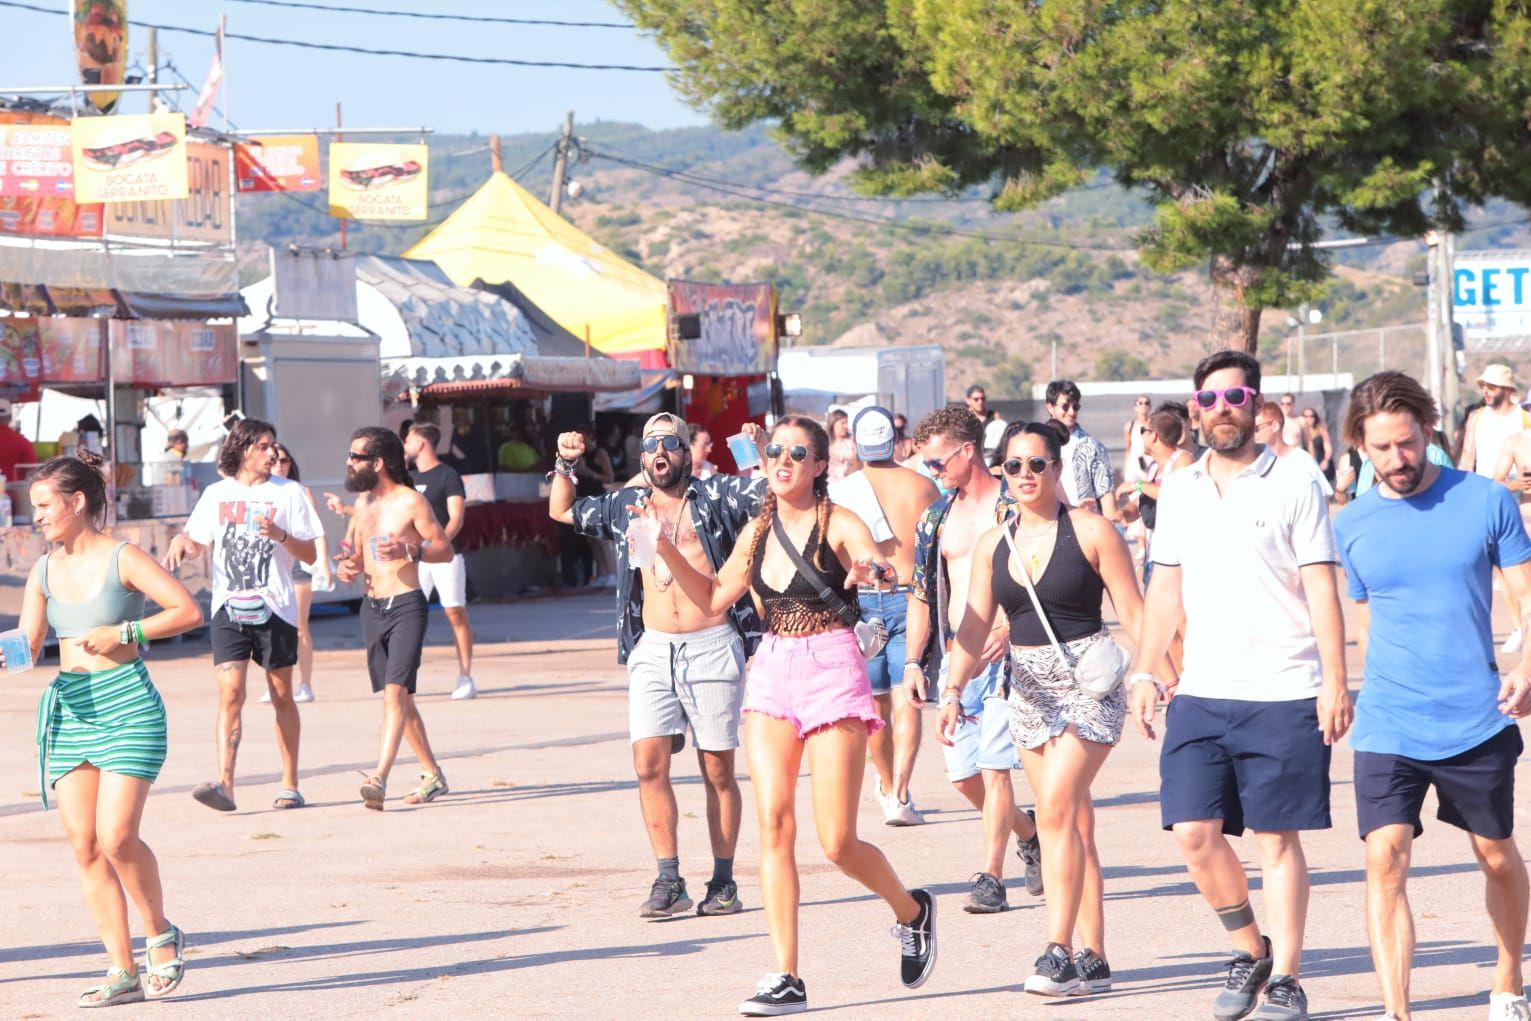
[0,474,13,528]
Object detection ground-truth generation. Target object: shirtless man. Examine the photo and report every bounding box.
[335,427,455,810]
[828,406,941,825]
[550,412,766,919]
[904,406,1042,913]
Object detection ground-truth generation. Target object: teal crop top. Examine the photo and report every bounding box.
[39,543,147,638]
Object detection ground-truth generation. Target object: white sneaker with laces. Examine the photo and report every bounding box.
[452,675,477,700]
[1490,991,1531,1021]
[258,689,271,703]
[1503,629,1524,654]
[875,780,923,826]
[293,683,314,703]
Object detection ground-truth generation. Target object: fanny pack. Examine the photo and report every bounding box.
[771,514,887,660]
[225,593,272,626]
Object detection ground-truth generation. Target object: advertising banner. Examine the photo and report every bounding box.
[72,112,189,204]
[0,318,43,399]
[37,318,104,381]
[105,140,230,243]
[110,320,237,386]
[328,142,428,220]
[667,279,777,376]
[1455,250,1531,347]
[0,122,75,198]
[0,194,103,237]
[71,0,128,114]
[235,135,320,193]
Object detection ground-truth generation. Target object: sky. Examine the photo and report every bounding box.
[0,0,709,136]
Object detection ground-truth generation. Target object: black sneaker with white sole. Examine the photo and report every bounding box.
[1214,935,1273,1021]
[1070,949,1112,994]
[1024,942,1081,996]
[964,872,1008,914]
[893,888,937,988]
[1017,809,1044,897]
[738,973,806,1016]
[699,878,743,916]
[639,876,693,919]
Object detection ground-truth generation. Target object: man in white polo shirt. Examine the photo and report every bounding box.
[1127,350,1351,1021]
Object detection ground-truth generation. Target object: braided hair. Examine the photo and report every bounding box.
[747,416,833,570]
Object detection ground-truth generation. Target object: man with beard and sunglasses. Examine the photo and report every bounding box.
[334,427,455,810]
[549,412,767,919]
[1335,371,1531,1021]
[1128,350,1351,1021]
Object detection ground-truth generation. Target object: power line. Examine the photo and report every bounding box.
[0,0,667,72]
[223,0,635,30]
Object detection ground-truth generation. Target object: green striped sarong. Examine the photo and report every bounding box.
[36,659,167,809]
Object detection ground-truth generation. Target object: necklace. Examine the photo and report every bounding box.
[1011,519,1056,575]
[1014,519,1058,539]
[647,503,687,591]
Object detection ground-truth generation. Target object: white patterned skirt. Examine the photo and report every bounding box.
[1007,628,1127,750]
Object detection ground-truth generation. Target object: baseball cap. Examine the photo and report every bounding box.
[853,405,897,462]
[643,412,690,445]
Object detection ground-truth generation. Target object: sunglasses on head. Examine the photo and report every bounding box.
[1002,456,1053,477]
[765,442,809,463]
[1192,386,1258,410]
[641,434,684,453]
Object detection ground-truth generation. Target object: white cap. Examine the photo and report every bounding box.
[853,405,897,462]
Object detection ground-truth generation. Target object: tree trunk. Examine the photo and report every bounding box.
[1207,254,1262,354]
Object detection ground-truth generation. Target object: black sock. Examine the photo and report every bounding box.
[658,856,681,882]
[711,857,734,885]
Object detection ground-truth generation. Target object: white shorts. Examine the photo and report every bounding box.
[417,553,468,609]
[627,623,745,751]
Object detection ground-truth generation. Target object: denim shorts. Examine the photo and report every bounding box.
[939,657,1016,781]
[745,629,884,739]
[858,588,910,694]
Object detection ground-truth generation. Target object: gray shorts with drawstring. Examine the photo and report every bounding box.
[626,623,745,751]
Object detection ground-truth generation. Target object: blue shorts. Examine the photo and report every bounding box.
[859,589,909,695]
[939,658,1016,781]
[1160,694,1331,836]
[1354,725,1522,841]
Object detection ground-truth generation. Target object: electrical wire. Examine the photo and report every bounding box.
[223,0,635,30]
[0,0,667,72]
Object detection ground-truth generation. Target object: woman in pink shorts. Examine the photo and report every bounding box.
[654,415,937,1017]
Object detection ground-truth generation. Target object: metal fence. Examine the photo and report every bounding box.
[1259,322,1429,392]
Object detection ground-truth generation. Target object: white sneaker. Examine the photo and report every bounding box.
[258,690,271,703]
[876,780,923,826]
[293,683,315,703]
[452,675,477,700]
[1504,629,1524,654]
[1490,991,1531,1021]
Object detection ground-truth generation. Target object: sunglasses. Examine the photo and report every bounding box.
[765,443,809,463]
[276,457,292,466]
[1192,386,1258,410]
[1002,456,1054,477]
[1053,401,1081,412]
[346,451,375,462]
[922,445,968,474]
[641,434,684,454]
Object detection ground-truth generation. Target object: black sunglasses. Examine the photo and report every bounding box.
[765,442,809,463]
[346,451,375,462]
[1002,456,1053,477]
[641,434,684,453]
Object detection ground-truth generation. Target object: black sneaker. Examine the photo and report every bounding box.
[639,876,693,919]
[699,878,743,916]
[738,972,806,1016]
[1214,936,1273,1021]
[892,888,936,988]
[1249,975,1308,1020]
[1024,942,1081,996]
[1016,809,1044,897]
[1071,949,1112,994]
[963,872,1008,914]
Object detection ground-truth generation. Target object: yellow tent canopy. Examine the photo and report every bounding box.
[404,171,668,355]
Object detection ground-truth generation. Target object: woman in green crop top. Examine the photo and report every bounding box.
[19,454,203,1008]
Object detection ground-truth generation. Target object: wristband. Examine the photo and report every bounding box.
[133,620,147,649]
[941,684,964,702]
[902,661,925,674]
[550,455,580,482]
[1134,480,1144,494]
[119,620,132,646]
[1129,671,1166,699]
[277,527,289,543]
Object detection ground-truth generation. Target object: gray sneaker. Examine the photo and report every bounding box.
[1214,936,1273,1021]
[1016,809,1044,897]
[963,872,1008,914]
[639,876,693,919]
[1249,975,1308,1020]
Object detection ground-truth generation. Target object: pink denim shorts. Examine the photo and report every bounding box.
[744,629,885,739]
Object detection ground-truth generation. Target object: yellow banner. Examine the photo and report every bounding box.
[71,113,189,203]
[328,142,428,221]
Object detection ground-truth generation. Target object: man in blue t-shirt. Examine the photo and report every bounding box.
[1335,371,1531,1021]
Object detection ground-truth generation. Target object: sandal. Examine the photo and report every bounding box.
[191,781,237,812]
[143,922,186,999]
[78,967,144,1008]
[272,789,305,810]
[403,772,449,805]
[360,774,386,810]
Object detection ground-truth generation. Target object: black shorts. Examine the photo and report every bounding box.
[211,606,299,670]
[361,590,428,694]
[1160,694,1332,835]
[1354,725,1523,841]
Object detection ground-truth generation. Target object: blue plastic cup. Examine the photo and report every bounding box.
[0,628,32,672]
[726,432,760,471]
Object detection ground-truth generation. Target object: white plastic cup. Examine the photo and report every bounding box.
[368,535,386,561]
[0,628,32,672]
[628,517,660,569]
[726,432,760,471]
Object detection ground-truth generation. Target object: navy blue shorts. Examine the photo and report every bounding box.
[1160,694,1332,835]
[1354,725,1522,841]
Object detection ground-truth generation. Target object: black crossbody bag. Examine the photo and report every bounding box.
[770,514,887,659]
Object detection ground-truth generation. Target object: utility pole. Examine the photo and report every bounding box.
[1439,229,1462,437]
[146,28,159,112]
[1425,229,1443,403]
[549,111,574,215]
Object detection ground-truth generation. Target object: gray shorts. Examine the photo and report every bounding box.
[627,623,746,751]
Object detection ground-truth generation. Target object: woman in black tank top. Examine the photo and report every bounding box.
[653,416,937,1010]
[938,421,1158,996]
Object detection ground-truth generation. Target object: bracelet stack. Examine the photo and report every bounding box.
[549,455,580,482]
[118,620,148,649]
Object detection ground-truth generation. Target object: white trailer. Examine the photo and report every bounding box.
[776,345,947,422]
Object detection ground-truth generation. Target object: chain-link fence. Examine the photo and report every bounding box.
[1259,322,1429,390]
